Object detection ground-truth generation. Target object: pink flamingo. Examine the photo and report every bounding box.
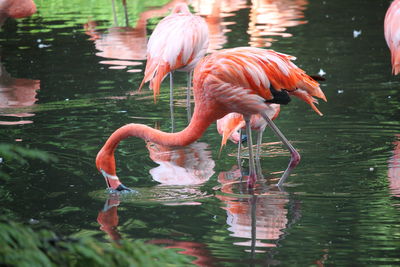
[96,47,326,191]
[138,3,209,121]
[217,104,280,159]
[0,0,36,26]
[384,0,400,75]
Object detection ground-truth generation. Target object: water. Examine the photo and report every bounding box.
[1,0,400,265]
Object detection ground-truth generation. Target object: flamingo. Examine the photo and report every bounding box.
[96,47,326,191]
[138,3,209,122]
[0,0,36,26]
[216,104,280,159]
[384,0,400,75]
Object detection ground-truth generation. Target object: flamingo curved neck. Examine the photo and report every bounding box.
[101,108,215,157]
[96,105,220,186]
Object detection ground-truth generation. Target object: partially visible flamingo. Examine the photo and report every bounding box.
[384,0,400,75]
[388,135,400,198]
[138,3,209,121]
[217,104,280,158]
[0,0,36,26]
[96,47,326,191]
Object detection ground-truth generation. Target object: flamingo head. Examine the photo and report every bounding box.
[96,148,122,190]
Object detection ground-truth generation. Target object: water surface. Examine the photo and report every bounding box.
[1,0,400,266]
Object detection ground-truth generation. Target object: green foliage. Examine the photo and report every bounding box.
[0,144,54,164]
[0,220,193,267]
[0,143,56,180]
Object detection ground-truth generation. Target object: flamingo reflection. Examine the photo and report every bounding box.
[97,194,217,265]
[150,239,217,267]
[388,135,400,199]
[0,0,38,125]
[191,0,247,52]
[98,141,214,240]
[97,194,122,242]
[217,165,301,257]
[0,61,40,125]
[248,0,308,47]
[147,141,215,186]
[84,0,186,73]
[97,142,216,263]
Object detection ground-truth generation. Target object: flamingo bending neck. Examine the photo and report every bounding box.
[96,107,216,189]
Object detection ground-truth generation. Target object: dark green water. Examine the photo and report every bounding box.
[1,0,400,266]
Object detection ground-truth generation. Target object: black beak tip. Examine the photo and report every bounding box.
[115,184,135,193]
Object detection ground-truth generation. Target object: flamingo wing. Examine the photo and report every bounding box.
[194,47,326,116]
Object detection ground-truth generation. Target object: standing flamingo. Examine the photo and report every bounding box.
[138,3,209,123]
[384,0,400,75]
[217,104,280,159]
[96,47,326,191]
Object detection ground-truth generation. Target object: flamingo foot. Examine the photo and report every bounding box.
[290,150,301,168]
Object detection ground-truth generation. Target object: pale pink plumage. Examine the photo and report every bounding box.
[384,0,400,75]
[217,104,280,148]
[138,3,209,101]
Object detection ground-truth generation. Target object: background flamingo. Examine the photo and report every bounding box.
[217,104,280,159]
[0,0,36,26]
[96,47,326,191]
[384,0,400,75]
[138,3,209,122]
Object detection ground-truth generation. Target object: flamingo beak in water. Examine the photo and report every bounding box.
[100,169,135,193]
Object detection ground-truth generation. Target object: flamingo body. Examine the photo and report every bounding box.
[139,3,209,101]
[384,0,400,75]
[97,47,326,190]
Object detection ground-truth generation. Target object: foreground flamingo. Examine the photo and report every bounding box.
[138,3,209,120]
[217,104,280,159]
[384,0,400,75]
[96,47,326,191]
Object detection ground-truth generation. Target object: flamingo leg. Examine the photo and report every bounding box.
[170,72,175,132]
[244,115,257,188]
[260,111,301,187]
[255,127,265,160]
[250,195,257,260]
[237,129,243,164]
[255,127,266,178]
[122,0,129,26]
[186,70,192,121]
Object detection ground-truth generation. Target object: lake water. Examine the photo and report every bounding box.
[1,0,400,266]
